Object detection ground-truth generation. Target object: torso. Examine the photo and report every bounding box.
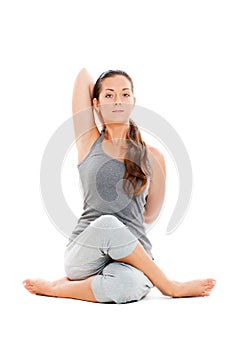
[72,127,154,259]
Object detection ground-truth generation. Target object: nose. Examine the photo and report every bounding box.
[114,94,122,105]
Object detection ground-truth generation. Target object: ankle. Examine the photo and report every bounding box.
[160,280,178,298]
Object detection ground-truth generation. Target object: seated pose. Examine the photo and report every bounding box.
[23,68,216,303]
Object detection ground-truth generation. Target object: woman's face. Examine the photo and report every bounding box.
[94,75,136,126]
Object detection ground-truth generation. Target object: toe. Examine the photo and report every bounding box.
[28,285,36,294]
[208,279,216,286]
[203,279,215,289]
[201,279,216,296]
[208,279,216,290]
[23,279,36,293]
[23,281,30,289]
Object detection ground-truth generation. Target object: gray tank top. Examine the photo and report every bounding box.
[71,129,153,258]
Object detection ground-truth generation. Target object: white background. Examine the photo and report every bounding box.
[1,1,232,349]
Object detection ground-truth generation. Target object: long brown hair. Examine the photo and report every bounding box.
[93,70,151,197]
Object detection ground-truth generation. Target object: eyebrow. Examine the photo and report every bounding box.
[105,88,131,91]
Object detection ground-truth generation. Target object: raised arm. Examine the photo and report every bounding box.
[72,68,100,162]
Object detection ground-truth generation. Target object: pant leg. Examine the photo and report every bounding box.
[92,261,154,304]
[64,215,138,280]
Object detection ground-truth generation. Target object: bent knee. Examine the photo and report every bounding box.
[91,215,124,229]
[92,262,153,304]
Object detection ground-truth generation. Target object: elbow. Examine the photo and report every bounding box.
[78,68,91,79]
[143,213,157,225]
[143,206,161,224]
[79,67,88,75]
[74,68,92,85]
[144,216,152,224]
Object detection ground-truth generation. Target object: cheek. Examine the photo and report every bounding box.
[99,102,112,110]
[124,103,134,114]
[98,97,112,110]
[99,103,113,118]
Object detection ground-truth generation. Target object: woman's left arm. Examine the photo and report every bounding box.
[143,147,166,224]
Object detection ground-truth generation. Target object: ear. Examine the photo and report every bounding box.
[133,96,136,105]
[93,98,99,112]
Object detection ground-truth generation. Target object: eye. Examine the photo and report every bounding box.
[105,93,114,98]
[123,93,131,97]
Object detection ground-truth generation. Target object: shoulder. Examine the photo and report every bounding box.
[146,144,166,178]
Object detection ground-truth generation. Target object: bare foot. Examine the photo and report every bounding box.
[23,276,97,302]
[23,278,69,297]
[168,279,216,298]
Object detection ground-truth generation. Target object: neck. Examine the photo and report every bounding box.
[104,123,130,145]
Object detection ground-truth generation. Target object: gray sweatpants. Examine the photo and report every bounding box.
[64,215,153,304]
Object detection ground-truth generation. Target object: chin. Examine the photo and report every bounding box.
[104,115,130,124]
[105,120,130,126]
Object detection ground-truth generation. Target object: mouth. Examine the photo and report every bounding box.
[112,110,124,113]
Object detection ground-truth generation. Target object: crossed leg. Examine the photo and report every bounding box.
[23,242,215,301]
[117,242,216,297]
[23,215,216,302]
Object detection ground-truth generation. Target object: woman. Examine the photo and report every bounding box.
[23,68,216,303]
